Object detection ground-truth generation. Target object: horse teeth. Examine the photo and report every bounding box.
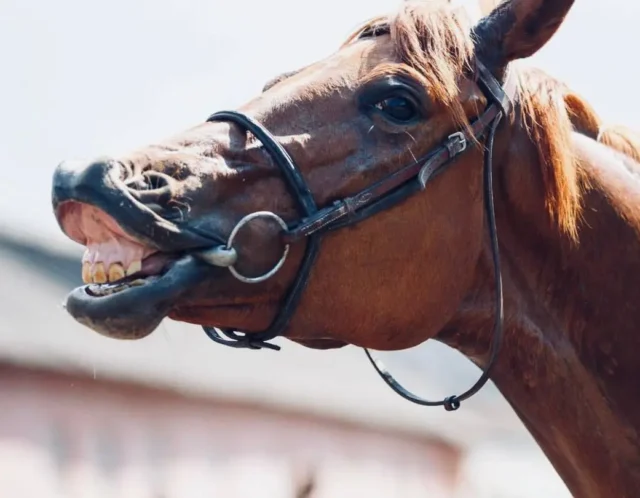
[93,263,107,284]
[108,263,125,282]
[81,259,144,285]
[126,260,142,276]
[82,262,92,284]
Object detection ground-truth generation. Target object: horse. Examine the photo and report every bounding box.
[51,0,640,495]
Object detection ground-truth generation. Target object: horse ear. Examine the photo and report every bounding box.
[472,0,575,73]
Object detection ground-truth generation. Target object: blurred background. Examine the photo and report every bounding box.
[0,0,637,496]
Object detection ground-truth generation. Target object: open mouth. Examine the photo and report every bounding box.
[57,201,215,339]
[79,216,182,298]
[51,159,227,339]
[85,261,173,297]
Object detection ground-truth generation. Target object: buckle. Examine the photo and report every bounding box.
[445,132,467,157]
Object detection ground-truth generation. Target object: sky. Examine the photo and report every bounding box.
[0,0,638,248]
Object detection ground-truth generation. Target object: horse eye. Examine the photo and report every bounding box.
[374,96,418,123]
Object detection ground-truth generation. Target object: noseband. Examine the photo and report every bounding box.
[200,61,514,412]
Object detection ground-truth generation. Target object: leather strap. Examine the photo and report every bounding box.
[283,101,501,244]
[201,58,515,413]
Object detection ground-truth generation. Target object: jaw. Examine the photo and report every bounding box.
[51,157,317,345]
[288,338,349,350]
[51,161,324,344]
[52,158,231,339]
[64,255,215,339]
[56,198,223,339]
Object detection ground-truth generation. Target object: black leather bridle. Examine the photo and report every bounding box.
[200,59,514,412]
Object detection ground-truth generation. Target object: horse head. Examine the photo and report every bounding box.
[52,0,575,352]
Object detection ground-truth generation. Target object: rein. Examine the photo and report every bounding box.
[199,61,515,412]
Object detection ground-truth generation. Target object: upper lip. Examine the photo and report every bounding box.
[52,158,223,253]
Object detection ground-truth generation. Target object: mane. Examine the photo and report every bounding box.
[343,0,640,242]
[344,1,475,135]
[598,125,640,163]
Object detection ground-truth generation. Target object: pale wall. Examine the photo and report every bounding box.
[0,364,461,498]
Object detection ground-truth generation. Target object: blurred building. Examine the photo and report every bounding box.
[1,365,460,498]
[0,228,569,497]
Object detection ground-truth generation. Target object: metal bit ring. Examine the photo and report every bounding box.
[226,211,290,284]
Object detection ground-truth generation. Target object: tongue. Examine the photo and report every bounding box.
[140,252,179,277]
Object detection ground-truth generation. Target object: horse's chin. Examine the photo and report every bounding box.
[63,255,214,339]
[288,338,348,350]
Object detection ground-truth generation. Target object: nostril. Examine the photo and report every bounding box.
[144,171,173,190]
[125,171,172,191]
[126,171,176,210]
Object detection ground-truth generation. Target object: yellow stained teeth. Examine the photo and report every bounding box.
[82,262,92,284]
[83,259,143,284]
[93,263,107,284]
[126,260,142,276]
[108,263,125,282]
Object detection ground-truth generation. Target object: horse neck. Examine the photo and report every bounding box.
[439,118,640,496]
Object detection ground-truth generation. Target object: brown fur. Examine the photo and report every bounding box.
[349,3,640,242]
[53,0,640,496]
[599,125,640,163]
[346,2,475,135]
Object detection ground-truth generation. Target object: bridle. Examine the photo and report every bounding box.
[199,59,514,412]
